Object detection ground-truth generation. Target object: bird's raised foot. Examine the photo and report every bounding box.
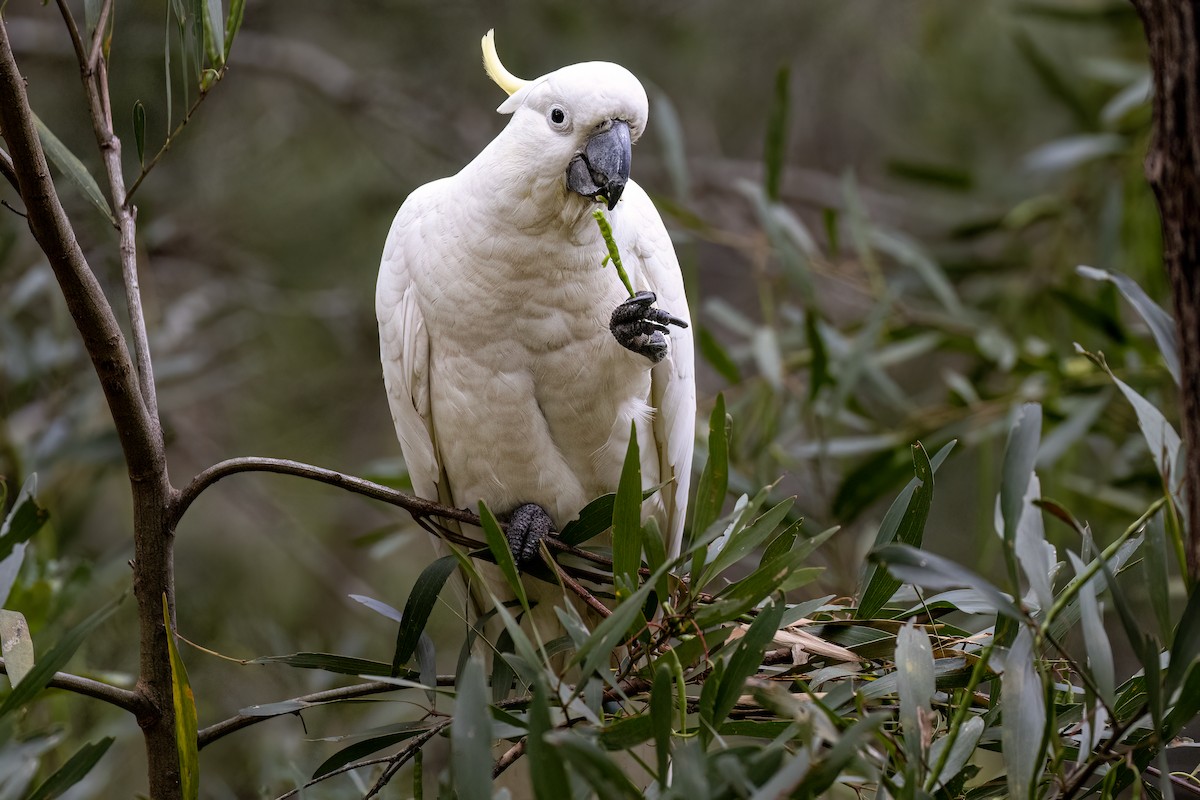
[505,503,555,567]
[609,291,688,364]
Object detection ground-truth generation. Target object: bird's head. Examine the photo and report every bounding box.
[482,30,648,212]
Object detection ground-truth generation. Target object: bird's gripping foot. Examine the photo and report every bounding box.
[610,291,689,364]
[505,503,555,567]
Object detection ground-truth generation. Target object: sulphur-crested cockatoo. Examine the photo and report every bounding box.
[377,31,694,617]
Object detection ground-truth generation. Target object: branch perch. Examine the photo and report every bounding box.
[0,658,145,716]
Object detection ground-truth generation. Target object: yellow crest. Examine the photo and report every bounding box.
[481,29,528,96]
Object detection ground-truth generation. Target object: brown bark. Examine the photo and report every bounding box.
[0,14,181,799]
[1133,0,1200,580]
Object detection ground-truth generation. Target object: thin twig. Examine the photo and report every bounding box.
[52,0,86,67]
[198,678,452,749]
[124,68,226,205]
[549,557,612,618]
[364,722,449,798]
[85,0,113,74]
[1,199,26,218]
[0,657,145,716]
[492,738,527,778]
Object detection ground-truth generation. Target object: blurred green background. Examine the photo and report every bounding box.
[0,0,1175,795]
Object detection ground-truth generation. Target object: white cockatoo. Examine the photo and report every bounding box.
[377,31,695,620]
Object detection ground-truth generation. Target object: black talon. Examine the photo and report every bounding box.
[610,291,689,364]
[505,503,555,567]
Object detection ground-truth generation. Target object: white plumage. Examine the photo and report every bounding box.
[376,34,695,618]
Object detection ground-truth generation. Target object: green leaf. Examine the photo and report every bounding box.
[764,66,790,201]
[1001,626,1047,800]
[897,621,935,783]
[163,597,199,800]
[527,679,570,800]
[1077,265,1179,385]
[690,394,730,580]
[1143,510,1173,640]
[1001,404,1042,550]
[858,441,949,619]
[0,610,34,688]
[698,326,742,384]
[479,502,529,615]
[31,114,114,224]
[572,557,675,680]
[312,726,432,779]
[0,593,125,718]
[805,311,829,401]
[597,714,654,750]
[650,663,672,783]
[927,716,985,791]
[1067,551,1114,705]
[201,0,225,67]
[612,422,643,594]
[451,657,492,800]
[392,555,457,675]
[223,0,246,60]
[26,737,114,800]
[713,598,784,729]
[559,486,660,546]
[1167,586,1200,697]
[700,498,795,588]
[555,732,642,800]
[132,101,147,166]
[0,474,50,565]
[871,544,1023,620]
[1013,29,1095,129]
[253,651,394,676]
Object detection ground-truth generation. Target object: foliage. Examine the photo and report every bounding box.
[0,1,1196,798]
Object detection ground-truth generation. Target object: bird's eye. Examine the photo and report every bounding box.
[549,106,568,127]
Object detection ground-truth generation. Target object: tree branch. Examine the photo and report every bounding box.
[197,677,453,749]
[0,14,161,482]
[57,0,161,427]
[0,658,145,716]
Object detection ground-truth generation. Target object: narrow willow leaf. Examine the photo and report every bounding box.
[572,557,675,680]
[858,441,946,619]
[479,502,529,614]
[392,555,457,674]
[313,728,431,779]
[223,0,246,59]
[897,621,935,782]
[32,115,114,223]
[713,599,784,728]
[452,657,492,800]
[760,520,800,567]
[201,0,225,66]
[559,486,660,546]
[1167,586,1200,697]
[690,394,729,580]
[871,544,1022,619]
[927,716,984,791]
[1143,510,1173,640]
[794,712,888,796]
[0,474,50,564]
[1013,474,1055,613]
[764,66,790,201]
[253,651,393,676]
[650,663,673,782]
[612,422,643,594]
[26,737,114,800]
[701,498,795,587]
[1077,265,1179,385]
[806,311,829,401]
[528,679,569,799]
[132,101,147,165]
[1001,404,1042,549]
[0,610,34,688]
[163,597,199,800]
[0,594,125,718]
[1001,627,1046,800]
[1067,551,1114,704]
[555,733,643,800]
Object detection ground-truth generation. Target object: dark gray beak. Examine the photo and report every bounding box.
[566,119,632,210]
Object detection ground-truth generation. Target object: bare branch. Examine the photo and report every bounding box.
[52,0,87,68]
[197,677,453,749]
[0,658,145,716]
[86,0,113,73]
[0,15,162,482]
[492,738,527,778]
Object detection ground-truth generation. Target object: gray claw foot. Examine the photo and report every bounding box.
[505,503,555,567]
[609,291,688,364]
